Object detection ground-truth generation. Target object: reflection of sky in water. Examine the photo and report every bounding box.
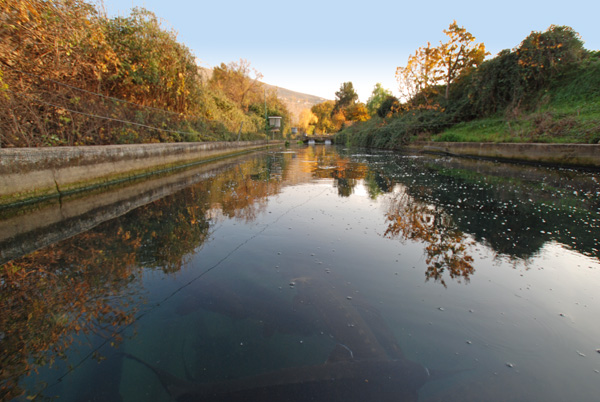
[4,147,599,401]
[137,156,599,400]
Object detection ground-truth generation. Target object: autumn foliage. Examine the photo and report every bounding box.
[0,154,284,399]
[0,0,289,147]
[0,229,141,400]
[338,22,597,148]
[308,82,370,134]
[396,21,488,106]
[384,189,475,287]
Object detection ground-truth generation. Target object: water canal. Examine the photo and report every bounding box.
[1,145,599,401]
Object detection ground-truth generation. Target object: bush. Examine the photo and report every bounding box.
[517,25,586,91]
[376,95,400,118]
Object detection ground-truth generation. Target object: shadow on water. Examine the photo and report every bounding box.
[349,149,599,263]
[1,146,598,401]
[122,268,438,402]
[383,187,475,288]
[0,152,286,400]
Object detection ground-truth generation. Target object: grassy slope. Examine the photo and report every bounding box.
[338,55,600,146]
[432,56,600,144]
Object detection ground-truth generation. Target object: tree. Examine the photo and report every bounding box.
[516,25,585,90]
[248,89,291,139]
[395,21,488,103]
[366,83,392,116]
[331,109,346,131]
[346,102,370,122]
[209,59,264,111]
[438,21,488,99]
[104,7,201,112]
[396,42,440,105]
[334,82,358,111]
[0,1,271,146]
[310,101,336,134]
[377,95,400,118]
[298,109,317,135]
[463,49,523,116]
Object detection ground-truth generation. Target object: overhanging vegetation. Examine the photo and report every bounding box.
[0,0,291,147]
[335,24,600,147]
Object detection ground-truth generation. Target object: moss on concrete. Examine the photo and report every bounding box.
[0,142,279,208]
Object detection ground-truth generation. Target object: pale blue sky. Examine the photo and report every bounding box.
[100,0,599,102]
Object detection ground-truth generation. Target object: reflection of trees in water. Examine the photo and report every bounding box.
[367,152,599,263]
[420,164,600,262]
[0,156,283,400]
[304,147,597,271]
[210,154,284,222]
[305,147,369,197]
[384,187,475,287]
[364,171,394,199]
[0,228,141,400]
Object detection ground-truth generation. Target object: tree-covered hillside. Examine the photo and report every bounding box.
[0,0,290,147]
[335,23,600,148]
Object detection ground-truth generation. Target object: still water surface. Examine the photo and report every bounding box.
[2,146,599,401]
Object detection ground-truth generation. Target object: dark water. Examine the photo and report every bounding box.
[2,146,599,401]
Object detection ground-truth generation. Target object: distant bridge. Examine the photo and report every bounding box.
[300,135,335,144]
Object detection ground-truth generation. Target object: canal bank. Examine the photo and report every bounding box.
[2,146,598,402]
[0,140,282,207]
[0,152,269,264]
[407,141,600,169]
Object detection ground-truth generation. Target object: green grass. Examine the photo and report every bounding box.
[431,100,600,144]
[433,118,516,143]
[432,59,600,144]
[339,54,600,147]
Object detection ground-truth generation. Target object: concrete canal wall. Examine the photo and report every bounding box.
[407,142,600,169]
[0,152,261,264]
[0,141,278,207]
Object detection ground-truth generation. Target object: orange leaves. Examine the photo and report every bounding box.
[384,189,475,287]
[515,25,584,89]
[0,0,42,25]
[396,21,488,104]
[0,224,142,399]
[1,1,209,147]
[396,41,442,105]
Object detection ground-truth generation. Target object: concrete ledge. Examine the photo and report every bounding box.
[0,152,262,264]
[407,142,600,169]
[0,141,279,207]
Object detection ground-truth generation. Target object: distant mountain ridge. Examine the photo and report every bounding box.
[198,67,327,123]
[262,82,329,123]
